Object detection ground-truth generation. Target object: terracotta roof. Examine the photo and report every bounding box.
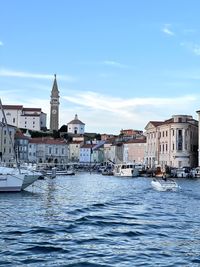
[2,105,23,110]
[69,141,83,144]
[29,137,66,145]
[149,121,164,127]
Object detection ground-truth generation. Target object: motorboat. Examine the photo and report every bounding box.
[151,178,179,191]
[113,163,139,177]
[43,167,75,178]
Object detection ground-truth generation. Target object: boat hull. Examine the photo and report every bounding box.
[0,174,24,192]
[151,179,179,191]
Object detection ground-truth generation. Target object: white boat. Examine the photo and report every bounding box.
[0,167,24,192]
[113,163,139,177]
[151,178,179,191]
[0,98,39,192]
[43,167,75,178]
[0,166,40,191]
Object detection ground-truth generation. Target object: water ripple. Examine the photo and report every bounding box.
[0,174,200,266]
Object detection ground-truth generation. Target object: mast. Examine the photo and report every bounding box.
[0,98,21,173]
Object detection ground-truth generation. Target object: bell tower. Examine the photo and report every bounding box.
[50,74,60,131]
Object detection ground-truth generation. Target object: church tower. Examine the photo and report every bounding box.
[50,74,60,131]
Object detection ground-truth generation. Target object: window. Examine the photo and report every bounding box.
[13,118,15,123]
[177,130,183,150]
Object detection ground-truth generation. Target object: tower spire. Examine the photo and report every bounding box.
[50,74,60,131]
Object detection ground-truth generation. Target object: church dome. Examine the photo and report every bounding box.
[67,114,85,125]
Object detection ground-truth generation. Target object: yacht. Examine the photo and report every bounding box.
[113,163,139,177]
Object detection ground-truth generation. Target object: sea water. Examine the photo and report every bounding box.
[0,173,200,266]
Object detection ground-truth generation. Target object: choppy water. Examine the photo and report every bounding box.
[0,173,200,266]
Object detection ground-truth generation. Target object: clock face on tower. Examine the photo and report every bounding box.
[52,109,57,114]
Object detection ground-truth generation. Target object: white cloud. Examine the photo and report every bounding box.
[0,68,75,81]
[62,91,198,133]
[180,42,200,56]
[102,60,128,68]
[0,41,3,46]
[162,24,175,36]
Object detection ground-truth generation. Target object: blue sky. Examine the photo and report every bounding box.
[1,0,200,134]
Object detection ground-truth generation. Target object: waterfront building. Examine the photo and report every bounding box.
[67,114,85,134]
[14,131,29,163]
[0,105,46,131]
[0,122,16,163]
[144,115,198,169]
[68,140,83,162]
[79,144,95,163]
[123,139,146,164]
[103,141,113,163]
[28,137,68,165]
[50,74,60,131]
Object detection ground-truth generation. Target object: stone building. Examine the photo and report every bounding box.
[144,115,198,169]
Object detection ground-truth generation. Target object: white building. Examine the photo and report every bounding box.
[0,105,46,131]
[79,144,94,163]
[145,115,198,169]
[67,114,85,134]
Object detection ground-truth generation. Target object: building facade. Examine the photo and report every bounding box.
[145,115,198,169]
[28,137,68,165]
[0,105,46,131]
[14,131,29,163]
[123,139,146,164]
[50,74,60,131]
[0,122,16,164]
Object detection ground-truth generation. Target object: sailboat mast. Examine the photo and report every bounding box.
[0,98,21,173]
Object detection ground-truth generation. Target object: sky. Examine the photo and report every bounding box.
[1,0,200,134]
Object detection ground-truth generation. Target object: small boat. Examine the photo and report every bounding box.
[43,167,75,178]
[113,163,139,177]
[151,178,179,192]
[101,169,113,176]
